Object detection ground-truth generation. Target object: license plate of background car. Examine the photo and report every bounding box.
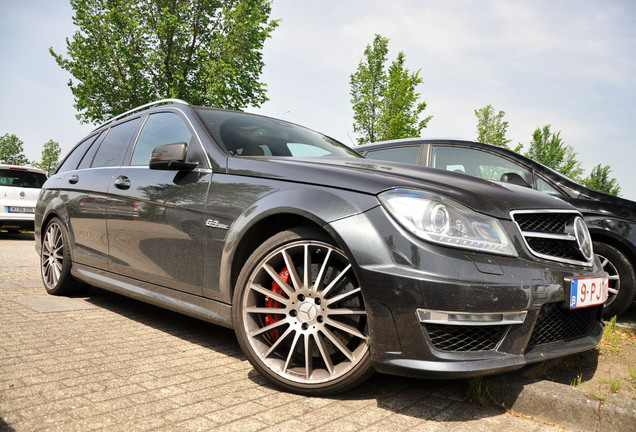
[569,276,609,309]
[8,207,34,213]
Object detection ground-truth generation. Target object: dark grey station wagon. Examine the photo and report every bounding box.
[36,100,608,395]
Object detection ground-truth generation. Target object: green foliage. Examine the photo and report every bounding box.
[465,376,486,406]
[50,0,279,123]
[524,125,583,181]
[0,133,30,165]
[474,105,512,148]
[37,140,62,175]
[380,52,432,141]
[582,164,621,197]
[350,34,431,145]
[350,35,389,144]
[610,377,622,393]
[628,364,636,382]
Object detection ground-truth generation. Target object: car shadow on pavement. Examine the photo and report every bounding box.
[77,286,509,424]
[0,231,35,241]
[0,416,17,432]
[80,286,244,361]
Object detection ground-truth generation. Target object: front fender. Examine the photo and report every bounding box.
[586,215,636,260]
[216,183,379,301]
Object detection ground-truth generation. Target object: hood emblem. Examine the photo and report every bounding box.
[20,191,25,198]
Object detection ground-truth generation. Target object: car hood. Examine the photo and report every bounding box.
[574,190,636,222]
[226,157,574,220]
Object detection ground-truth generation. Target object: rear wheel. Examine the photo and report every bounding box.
[594,241,636,318]
[41,218,85,295]
[232,227,373,395]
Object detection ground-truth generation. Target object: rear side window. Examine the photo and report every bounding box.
[91,119,140,168]
[56,133,101,174]
[366,146,422,164]
[0,169,47,188]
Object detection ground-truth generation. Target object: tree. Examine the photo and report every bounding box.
[350,34,431,145]
[582,164,621,196]
[0,134,29,165]
[50,0,279,124]
[524,125,583,181]
[37,140,62,175]
[474,105,512,148]
[350,34,389,145]
[380,52,432,141]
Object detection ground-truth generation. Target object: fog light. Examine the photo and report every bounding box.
[416,309,527,326]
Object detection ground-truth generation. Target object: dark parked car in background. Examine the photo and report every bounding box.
[359,139,636,318]
[36,100,608,395]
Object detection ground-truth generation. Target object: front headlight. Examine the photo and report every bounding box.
[378,188,517,257]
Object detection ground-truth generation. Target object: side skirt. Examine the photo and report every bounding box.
[72,264,234,330]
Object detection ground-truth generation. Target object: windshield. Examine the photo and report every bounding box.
[0,169,47,188]
[195,108,360,158]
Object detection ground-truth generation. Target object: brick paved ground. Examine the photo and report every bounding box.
[0,233,567,431]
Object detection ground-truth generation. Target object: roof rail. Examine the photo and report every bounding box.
[95,99,189,130]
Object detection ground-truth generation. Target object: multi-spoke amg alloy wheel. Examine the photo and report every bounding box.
[594,241,636,318]
[233,228,372,395]
[41,218,83,295]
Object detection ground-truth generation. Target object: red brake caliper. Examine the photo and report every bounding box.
[264,268,289,342]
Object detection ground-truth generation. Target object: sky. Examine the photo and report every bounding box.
[1,0,635,200]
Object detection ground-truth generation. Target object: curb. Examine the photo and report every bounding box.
[486,374,636,431]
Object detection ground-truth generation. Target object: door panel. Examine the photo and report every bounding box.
[61,168,115,269]
[107,167,210,295]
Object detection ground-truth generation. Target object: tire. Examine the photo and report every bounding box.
[594,241,636,319]
[232,227,373,395]
[41,218,85,296]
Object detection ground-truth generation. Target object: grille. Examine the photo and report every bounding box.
[526,302,599,351]
[526,238,586,262]
[425,324,508,352]
[513,213,571,233]
[511,210,591,266]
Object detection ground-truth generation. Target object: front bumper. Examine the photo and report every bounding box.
[329,206,606,379]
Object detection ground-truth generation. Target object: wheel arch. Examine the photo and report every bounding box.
[36,200,74,261]
[226,211,352,301]
[589,228,636,268]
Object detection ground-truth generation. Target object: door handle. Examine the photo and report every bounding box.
[114,176,131,190]
[68,174,79,184]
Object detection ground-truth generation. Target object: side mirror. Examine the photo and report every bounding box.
[149,143,198,171]
[499,172,531,188]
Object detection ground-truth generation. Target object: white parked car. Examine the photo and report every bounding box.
[0,164,47,232]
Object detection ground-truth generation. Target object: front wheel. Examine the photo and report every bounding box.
[232,227,373,395]
[594,241,636,318]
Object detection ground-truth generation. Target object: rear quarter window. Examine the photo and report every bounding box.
[56,133,101,174]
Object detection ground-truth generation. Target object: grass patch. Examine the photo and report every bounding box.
[465,377,486,406]
[629,364,636,382]
[570,373,582,388]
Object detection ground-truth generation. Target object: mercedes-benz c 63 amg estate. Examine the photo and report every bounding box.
[36,100,608,395]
